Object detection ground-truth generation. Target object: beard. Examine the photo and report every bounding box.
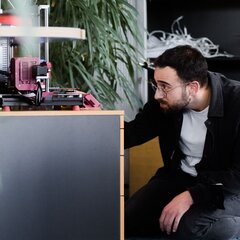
[159,89,190,113]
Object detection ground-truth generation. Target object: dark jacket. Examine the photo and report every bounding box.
[125,71,240,208]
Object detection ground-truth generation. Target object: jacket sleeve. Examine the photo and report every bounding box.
[124,100,161,149]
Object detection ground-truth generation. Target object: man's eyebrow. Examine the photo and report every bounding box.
[155,80,171,86]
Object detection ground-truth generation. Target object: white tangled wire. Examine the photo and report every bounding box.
[147,16,233,58]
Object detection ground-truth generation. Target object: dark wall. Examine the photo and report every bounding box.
[147,0,240,80]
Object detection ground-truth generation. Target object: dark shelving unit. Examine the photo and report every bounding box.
[147,0,240,81]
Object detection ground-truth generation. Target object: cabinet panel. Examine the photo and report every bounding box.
[0,111,124,240]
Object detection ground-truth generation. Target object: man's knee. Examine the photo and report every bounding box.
[125,202,161,238]
[176,214,240,240]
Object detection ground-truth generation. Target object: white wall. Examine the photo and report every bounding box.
[115,0,148,187]
[115,0,148,121]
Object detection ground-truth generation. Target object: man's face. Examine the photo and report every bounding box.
[153,66,190,112]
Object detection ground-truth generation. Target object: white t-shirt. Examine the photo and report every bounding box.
[179,106,209,176]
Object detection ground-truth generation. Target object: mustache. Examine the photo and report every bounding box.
[158,100,168,105]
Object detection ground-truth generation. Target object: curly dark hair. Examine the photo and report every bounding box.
[154,45,208,87]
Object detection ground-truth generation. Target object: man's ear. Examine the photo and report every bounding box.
[188,81,200,95]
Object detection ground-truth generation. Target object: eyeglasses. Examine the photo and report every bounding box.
[150,82,188,97]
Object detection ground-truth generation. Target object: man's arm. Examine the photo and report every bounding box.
[124,100,160,149]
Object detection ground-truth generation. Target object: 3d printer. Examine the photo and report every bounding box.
[0,6,100,110]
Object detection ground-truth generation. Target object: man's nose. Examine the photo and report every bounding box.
[154,89,165,100]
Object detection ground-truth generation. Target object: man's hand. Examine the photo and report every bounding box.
[159,191,193,234]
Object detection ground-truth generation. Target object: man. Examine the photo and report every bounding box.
[124,45,240,239]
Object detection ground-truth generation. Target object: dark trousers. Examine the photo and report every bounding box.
[125,168,240,240]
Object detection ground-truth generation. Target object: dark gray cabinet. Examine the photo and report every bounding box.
[0,110,124,240]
